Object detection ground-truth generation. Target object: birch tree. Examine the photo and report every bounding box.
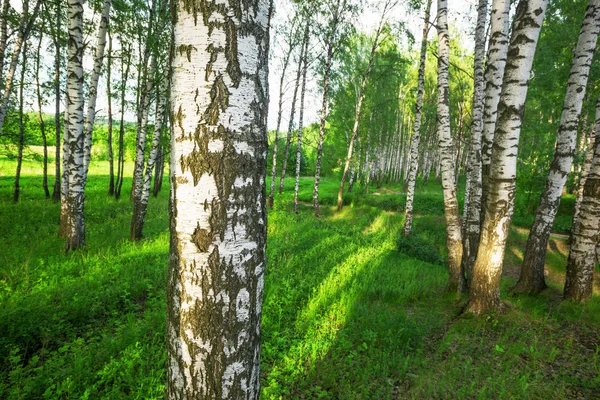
[268,15,299,208]
[51,0,62,202]
[336,0,395,212]
[63,0,86,251]
[516,0,600,294]
[564,94,600,302]
[294,24,310,214]
[167,0,269,398]
[82,0,111,181]
[481,0,511,208]
[467,0,548,314]
[436,0,463,291]
[35,28,50,199]
[460,0,488,290]
[402,0,432,236]
[13,39,28,203]
[0,0,41,135]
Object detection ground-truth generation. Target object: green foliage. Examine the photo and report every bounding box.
[397,234,444,266]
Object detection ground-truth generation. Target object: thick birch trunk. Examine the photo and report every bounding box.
[294,25,310,214]
[82,0,111,181]
[402,0,432,236]
[573,128,596,224]
[467,0,547,314]
[167,1,269,398]
[13,40,27,203]
[564,95,600,302]
[436,0,463,291]
[461,0,488,291]
[481,0,511,211]
[267,46,293,208]
[64,0,86,251]
[516,0,600,294]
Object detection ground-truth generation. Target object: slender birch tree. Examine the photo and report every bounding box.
[294,24,310,214]
[63,0,86,251]
[268,15,298,208]
[107,28,115,196]
[467,0,548,314]
[336,0,394,212]
[82,0,111,181]
[564,94,600,302]
[516,0,600,294]
[35,29,50,199]
[460,0,488,291]
[167,0,269,397]
[13,39,28,203]
[0,0,41,135]
[51,0,62,202]
[402,0,432,236]
[436,0,463,291]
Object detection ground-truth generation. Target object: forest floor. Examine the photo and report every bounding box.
[0,158,599,399]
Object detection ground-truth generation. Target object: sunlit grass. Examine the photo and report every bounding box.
[1,155,599,399]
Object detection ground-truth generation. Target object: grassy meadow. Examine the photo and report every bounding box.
[1,156,599,399]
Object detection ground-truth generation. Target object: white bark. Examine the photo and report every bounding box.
[64,0,86,250]
[294,24,309,214]
[82,0,111,181]
[564,94,600,302]
[517,0,600,294]
[402,0,432,236]
[168,0,269,398]
[461,0,489,290]
[468,0,548,314]
[481,0,511,205]
[436,0,463,291]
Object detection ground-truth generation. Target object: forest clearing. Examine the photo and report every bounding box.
[1,160,599,398]
[1,0,600,398]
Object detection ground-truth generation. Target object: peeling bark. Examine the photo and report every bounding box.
[63,0,86,251]
[564,94,600,302]
[467,0,547,314]
[167,0,269,398]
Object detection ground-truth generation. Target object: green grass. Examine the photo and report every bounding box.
[1,157,599,399]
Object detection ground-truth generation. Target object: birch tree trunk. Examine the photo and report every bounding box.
[573,127,596,224]
[481,0,511,210]
[402,0,432,236]
[516,0,600,294]
[267,26,296,208]
[107,29,115,196]
[294,25,309,214]
[52,1,62,203]
[337,3,390,211]
[436,0,463,291]
[467,0,547,314]
[460,0,488,291]
[564,95,600,302]
[0,0,10,88]
[278,32,305,195]
[82,0,111,181]
[13,40,27,203]
[35,32,50,199]
[0,0,40,135]
[64,0,86,251]
[130,80,167,240]
[167,0,269,398]
[115,42,131,200]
